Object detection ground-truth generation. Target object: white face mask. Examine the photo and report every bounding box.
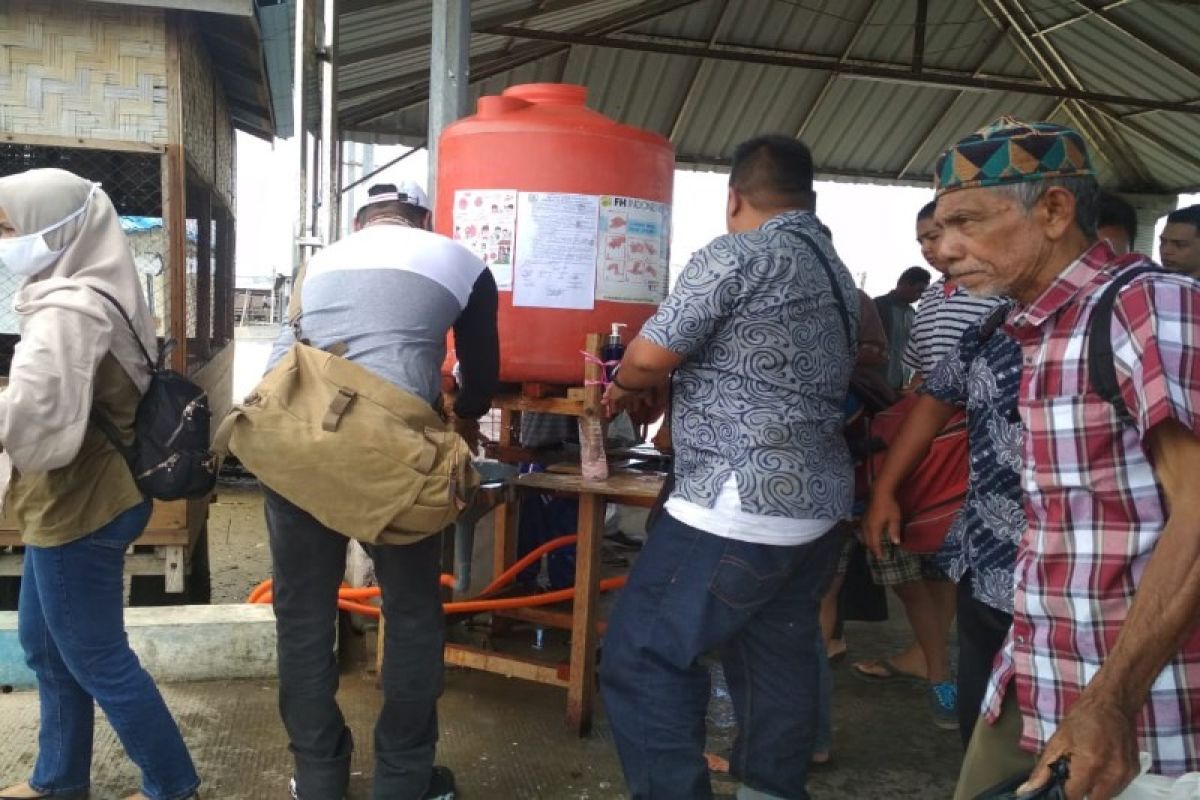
[0,184,98,277]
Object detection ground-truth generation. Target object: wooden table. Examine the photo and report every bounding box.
[445,469,664,736]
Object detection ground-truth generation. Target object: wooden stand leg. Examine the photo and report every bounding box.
[567,492,606,735]
[492,495,520,593]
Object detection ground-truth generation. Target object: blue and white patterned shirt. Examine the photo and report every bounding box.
[639,210,858,521]
[921,304,1023,614]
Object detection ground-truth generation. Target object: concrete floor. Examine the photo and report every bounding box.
[0,615,961,799]
[0,482,964,798]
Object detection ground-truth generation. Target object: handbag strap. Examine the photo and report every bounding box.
[796,232,854,349]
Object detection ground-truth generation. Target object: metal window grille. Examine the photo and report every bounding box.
[0,144,167,345]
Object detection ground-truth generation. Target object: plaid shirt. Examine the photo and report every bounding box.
[983,241,1200,774]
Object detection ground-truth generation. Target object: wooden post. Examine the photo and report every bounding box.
[163,11,188,373]
[567,490,607,735]
[195,188,212,359]
[566,331,607,734]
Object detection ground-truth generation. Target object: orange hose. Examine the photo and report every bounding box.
[246,533,624,618]
[479,534,578,597]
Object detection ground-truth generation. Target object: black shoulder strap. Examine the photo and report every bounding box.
[977,301,1012,342]
[1087,266,1162,427]
[797,232,853,348]
[90,287,157,371]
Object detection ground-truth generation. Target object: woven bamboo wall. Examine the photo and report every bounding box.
[0,1,168,145]
[214,82,235,211]
[178,18,235,209]
[180,19,214,186]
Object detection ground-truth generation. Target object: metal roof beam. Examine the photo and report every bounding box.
[993,0,1152,186]
[1095,108,1200,174]
[668,0,733,143]
[1061,0,1200,78]
[343,0,704,126]
[1120,95,1200,120]
[340,0,617,67]
[1031,0,1135,37]
[674,151,936,187]
[896,21,1014,179]
[797,0,885,140]
[479,25,1200,115]
[593,30,1042,84]
[913,0,928,75]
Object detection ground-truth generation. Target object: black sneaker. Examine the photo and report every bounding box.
[423,766,456,800]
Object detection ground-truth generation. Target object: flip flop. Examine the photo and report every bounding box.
[851,657,925,684]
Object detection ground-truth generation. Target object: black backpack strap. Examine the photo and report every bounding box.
[89,407,137,468]
[977,301,1012,342]
[1087,266,1162,428]
[89,286,157,371]
[797,232,854,348]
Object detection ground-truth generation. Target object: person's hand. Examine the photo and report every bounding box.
[861,490,903,561]
[652,421,672,453]
[603,382,648,417]
[453,416,483,455]
[1019,694,1140,800]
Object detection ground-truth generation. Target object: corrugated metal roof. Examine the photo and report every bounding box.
[332,0,1200,192]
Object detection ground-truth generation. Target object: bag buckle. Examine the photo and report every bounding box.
[322,388,357,432]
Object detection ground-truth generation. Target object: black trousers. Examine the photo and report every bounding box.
[956,575,1013,750]
[264,488,445,800]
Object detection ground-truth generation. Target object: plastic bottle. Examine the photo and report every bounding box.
[602,323,627,381]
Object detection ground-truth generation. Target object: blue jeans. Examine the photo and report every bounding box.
[814,630,832,756]
[265,489,445,800]
[600,512,841,800]
[19,499,199,799]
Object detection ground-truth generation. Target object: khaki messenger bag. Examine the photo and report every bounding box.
[214,258,479,544]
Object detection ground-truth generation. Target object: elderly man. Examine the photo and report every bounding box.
[600,134,856,800]
[933,118,1200,800]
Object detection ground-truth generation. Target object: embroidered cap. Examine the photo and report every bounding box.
[934,117,1094,196]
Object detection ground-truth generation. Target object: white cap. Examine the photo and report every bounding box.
[364,179,430,212]
[395,179,429,211]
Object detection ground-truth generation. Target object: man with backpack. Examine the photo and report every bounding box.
[934,118,1200,800]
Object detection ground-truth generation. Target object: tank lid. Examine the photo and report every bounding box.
[501,83,588,107]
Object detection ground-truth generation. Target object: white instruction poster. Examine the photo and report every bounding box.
[452,189,518,290]
[596,195,670,304]
[513,192,600,310]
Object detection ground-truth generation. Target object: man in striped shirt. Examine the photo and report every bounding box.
[852,202,998,729]
[903,201,1002,389]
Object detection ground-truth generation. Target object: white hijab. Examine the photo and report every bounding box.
[0,167,158,388]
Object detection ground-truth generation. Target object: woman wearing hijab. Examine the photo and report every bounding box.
[0,169,199,800]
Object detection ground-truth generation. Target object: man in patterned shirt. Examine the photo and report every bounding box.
[934,118,1200,800]
[600,135,857,800]
[863,301,1023,748]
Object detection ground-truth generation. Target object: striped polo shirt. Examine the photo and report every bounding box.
[267,221,499,418]
[903,277,1001,378]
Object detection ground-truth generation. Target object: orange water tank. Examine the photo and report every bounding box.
[437,83,675,386]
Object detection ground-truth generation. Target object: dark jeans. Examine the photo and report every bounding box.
[956,576,1013,750]
[265,489,445,800]
[600,512,842,800]
[20,499,199,800]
